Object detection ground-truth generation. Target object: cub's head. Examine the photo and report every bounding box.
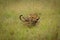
[29,13,40,21]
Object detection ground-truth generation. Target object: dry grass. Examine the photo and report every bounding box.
[0,0,60,40]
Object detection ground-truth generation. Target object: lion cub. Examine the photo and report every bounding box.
[19,13,40,26]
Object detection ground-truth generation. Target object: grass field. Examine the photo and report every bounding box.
[0,0,60,40]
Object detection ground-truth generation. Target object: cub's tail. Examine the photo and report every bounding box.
[19,15,25,22]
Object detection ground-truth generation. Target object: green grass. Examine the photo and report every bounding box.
[0,0,60,40]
